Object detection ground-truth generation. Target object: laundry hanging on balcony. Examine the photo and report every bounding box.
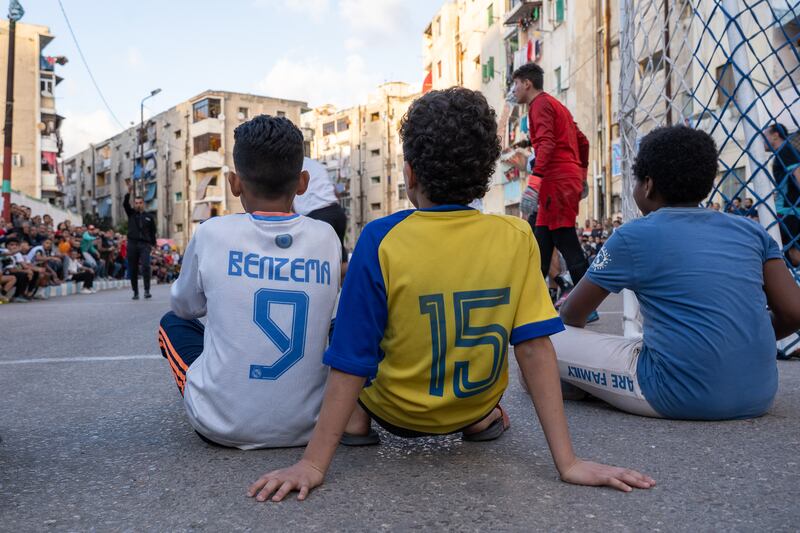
[133,161,143,180]
[192,203,212,222]
[144,182,158,202]
[195,175,214,200]
[41,151,57,172]
[97,197,112,219]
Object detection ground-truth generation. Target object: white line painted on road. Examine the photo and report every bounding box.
[0,354,162,365]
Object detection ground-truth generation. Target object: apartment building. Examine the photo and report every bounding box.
[0,21,66,201]
[301,82,418,250]
[63,91,307,249]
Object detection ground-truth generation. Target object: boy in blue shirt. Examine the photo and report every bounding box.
[557,126,800,419]
[248,88,654,502]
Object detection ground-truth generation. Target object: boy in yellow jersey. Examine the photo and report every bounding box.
[248,88,655,502]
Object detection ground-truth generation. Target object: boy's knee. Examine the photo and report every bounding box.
[160,311,179,330]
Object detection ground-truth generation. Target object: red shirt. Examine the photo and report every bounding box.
[527,92,589,182]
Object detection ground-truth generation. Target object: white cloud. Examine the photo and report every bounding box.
[253,0,330,22]
[60,109,120,158]
[127,46,143,68]
[256,54,373,108]
[344,37,364,51]
[338,0,411,38]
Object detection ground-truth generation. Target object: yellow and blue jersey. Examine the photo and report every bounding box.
[323,205,564,434]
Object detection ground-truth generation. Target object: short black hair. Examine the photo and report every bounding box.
[399,88,500,205]
[633,126,718,204]
[5,238,20,245]
[512,63,544,91]
[767,122,788,140]
[233,115,304,199]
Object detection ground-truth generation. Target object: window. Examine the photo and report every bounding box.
[175,192,183,202]
[437,61,442,79]
[124,151,130,159]
[371,202,382,211]
[238,107,249,120]
[174,130,181,139]
[193,133,222,154]
[371,176,381,184]
[715,62,736,108]
[40,75,54,95]
[323,121,336,136]
[482,57,495,83]
[176,223,183,233]
[175,161,182,170]
[554,0,565,23]
[276,111,286,118]
[487,3,494,27]
[436,16,441,36]
[555,66,562,93]
[192,98,222,122]
[398,183,407,200]
[371,112,380,122]
[638,50,665,76]
[337,118,350,131]
[371,149,380,157]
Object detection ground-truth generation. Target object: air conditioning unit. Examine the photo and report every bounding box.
[237,112,245,121]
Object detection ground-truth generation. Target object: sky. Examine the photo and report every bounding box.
[20,0,443,157]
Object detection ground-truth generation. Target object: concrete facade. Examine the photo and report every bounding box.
[63,91,307,250]
[0,21,65,201]
[301,82,418,250]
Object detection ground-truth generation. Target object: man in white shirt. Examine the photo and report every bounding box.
[159,115,341,449]
[293,158,349,263]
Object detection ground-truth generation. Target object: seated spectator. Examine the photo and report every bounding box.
[557,126,800,420]
[1,238,37,302]
[66,250,96,294]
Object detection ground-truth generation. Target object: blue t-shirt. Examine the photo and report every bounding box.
[586,208,782,420]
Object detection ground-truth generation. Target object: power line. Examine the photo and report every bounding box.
[57,0,125,129]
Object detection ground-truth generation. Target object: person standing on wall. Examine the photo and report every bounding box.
[511,63,596,322]
[124,180,157,300]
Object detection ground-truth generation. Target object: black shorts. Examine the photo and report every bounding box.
[357,399,498,439]
[307,203,348,262]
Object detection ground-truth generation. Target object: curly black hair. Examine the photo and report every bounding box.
[399,88,501,205]
[633,126,718,204]
[233,115,304,199]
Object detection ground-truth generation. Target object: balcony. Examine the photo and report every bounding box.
[41,134,59,153]
[204,185,224,200]
[504,1,543,26]
[191,151,224,172]
[98,158,111,171]
[190,117,223,138]
[95,185,111,198]
[41,172,59,192]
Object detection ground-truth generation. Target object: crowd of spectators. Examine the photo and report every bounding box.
[0,203,180,303]
[576,217,622,263]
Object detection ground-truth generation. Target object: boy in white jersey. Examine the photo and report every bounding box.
[158,115,341,449]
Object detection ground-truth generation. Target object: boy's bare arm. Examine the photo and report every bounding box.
[248,369,365,502]
[764,259,800,339]
[515,336,655,492]
[559,278,610,327]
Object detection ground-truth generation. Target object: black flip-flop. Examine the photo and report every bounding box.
[462,405,510,442]
[340,428,381,446]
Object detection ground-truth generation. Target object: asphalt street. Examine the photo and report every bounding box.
[1,285,799,532]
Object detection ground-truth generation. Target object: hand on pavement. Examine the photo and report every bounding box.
[247,459,325,502]
[560,458,655,492]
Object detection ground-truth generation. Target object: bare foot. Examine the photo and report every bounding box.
[462,407,502,436]
[344,403,371,436]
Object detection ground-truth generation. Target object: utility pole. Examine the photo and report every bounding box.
[2,0,24,223]
[602,0,613,220]
[139,89,161,199]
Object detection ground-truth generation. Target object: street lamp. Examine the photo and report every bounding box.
[138,88,161,198]
[2,1,25,223]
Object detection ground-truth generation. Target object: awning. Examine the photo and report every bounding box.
[422,71,433,94]
[195,175,214,200]
[144,182,157,202]
[192,203,212,222]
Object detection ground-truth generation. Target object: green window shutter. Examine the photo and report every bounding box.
[487,3,494,27]
[488,56,495,79]
[556,0,565,23]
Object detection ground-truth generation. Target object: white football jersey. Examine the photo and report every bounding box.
[170,212,341,449]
